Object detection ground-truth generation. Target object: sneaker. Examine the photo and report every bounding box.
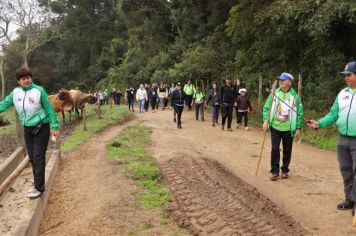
[227,128,233,132]
[177,125,182,129]
[245,126,249,131]
[27,189,42,199]
[236,124,240,129]
[27,188,36,194]
[281,172,289,179]
[202,118,205,121]
[270,173,279,181]
[212,123,215,127]
[337,199,354,210]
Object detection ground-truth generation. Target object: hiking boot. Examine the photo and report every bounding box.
[27,189,42,199]
[212,123,215,127]
[281,172,289,179]
[173,117,176,123]
[270,173,279,181]
[202,118,205,121]
[245,126,249,131]
[227,128,233,132]
[337,199,354,210]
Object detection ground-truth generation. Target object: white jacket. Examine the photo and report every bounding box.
[136,89,148,101]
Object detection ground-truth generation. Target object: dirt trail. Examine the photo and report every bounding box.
[140,108,356,236]
[39,117,186,236]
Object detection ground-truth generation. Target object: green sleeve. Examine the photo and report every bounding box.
[262,93,273,122]
[317,96,339,128]
[193,85,196,94]
[183,85,187,94]
[39,87,59,130]
[0,91,14,113]
[296,96,304,129]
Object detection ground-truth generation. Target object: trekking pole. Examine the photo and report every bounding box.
[255,80,277,176]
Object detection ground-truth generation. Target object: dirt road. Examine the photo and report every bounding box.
[142,108,356,236]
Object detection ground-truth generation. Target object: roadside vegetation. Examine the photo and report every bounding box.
[61,105,130,151]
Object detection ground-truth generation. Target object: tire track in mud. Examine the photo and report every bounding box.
[162,156,309,236]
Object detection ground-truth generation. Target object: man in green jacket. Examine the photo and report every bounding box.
[263,72,303,181]
[309,61,356,215]
[183,79,196,111]
[0,67,60,199]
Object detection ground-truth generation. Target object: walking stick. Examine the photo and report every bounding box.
[255,80,277,176]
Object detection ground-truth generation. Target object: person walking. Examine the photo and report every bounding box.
[193,86,205,121]
[149,84,158,112]
[158,82,168,110]
[169,83,177,121]
[171,82,186,129]
[220,76,235,131]
[0,67,60,199]
[183,79,196,111]
[206,82,220,127]
[263,72,303,181]
[126,86,135,112]
[136,84,148,113]
[236,88,252,130]
[309,61,356,215]
[144,84,150,112]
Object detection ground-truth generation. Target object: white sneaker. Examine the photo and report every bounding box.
[27,189,42,199]
[245,126,249,131]
[27,188,36,194]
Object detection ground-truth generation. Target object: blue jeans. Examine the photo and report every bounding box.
[211,105,220,124]
[139,99,145,112]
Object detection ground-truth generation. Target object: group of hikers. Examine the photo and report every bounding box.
[95,88,122,106]
[125,78,252,131]
[0,61,355,221]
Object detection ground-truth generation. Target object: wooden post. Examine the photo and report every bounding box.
[98,102,102,119]
[258,75,263,107]
[298,73,302,97]
[83,107,87,131]
[0,59,5,101]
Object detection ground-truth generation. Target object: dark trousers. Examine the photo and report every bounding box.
[195,103,204,120]
[221,106,233,128]
[186,95,193,110]
[24,123,50,192]
[270,127,294,174]
[128,99,134,111]
[151,98,157,110]
[337,135,356,201]
[144,99,149,111]
[173,105,184,126]
[237,111,248,127]
[113,98,120,105]
[211,105,220,124]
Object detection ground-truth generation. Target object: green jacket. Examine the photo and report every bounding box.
[263,87,303,136]
[193,91,205,104]
[318,87,356,136]
[183,84,196,96]
[0,83,59,130]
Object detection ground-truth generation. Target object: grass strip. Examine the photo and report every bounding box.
[106,124,168,209]
[61,105,130,151]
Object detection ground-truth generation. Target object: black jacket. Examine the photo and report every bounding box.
[220,84,235,106]
[148,87,158,99]
[206,89,220,106]
[171,90,186,106]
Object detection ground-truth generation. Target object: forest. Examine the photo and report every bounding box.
[1,0,356,112]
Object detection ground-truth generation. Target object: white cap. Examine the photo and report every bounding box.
[239,88,247,93]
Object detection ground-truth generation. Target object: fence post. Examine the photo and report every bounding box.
[83,107,87,131]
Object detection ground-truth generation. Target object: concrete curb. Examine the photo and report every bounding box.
[12,149,60,236]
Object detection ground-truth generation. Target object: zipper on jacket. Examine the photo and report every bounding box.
[346,92,355,136]
[23,90,27,126]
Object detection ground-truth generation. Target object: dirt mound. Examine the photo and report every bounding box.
[162,156,309,236]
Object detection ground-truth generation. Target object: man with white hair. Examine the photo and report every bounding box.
[263,72,303,181]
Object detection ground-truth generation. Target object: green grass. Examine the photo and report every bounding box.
[0,108,20,136]
[61,105,130,151]
[106,124,168,209]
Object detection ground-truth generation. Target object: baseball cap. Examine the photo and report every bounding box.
[176,82,182,86]
[340,61,356,75]
[239,88,247,93]
[278,72,294,81]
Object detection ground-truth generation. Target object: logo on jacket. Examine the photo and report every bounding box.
[28,97,35,104]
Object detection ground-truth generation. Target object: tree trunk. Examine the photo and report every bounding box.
[0,59,5,100]
[258,75,263,107]
[298,73,302,96]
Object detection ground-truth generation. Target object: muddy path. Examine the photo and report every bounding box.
[39,116,187,236]
[140,108,356,236]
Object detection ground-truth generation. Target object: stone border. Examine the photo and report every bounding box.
[12,149,60,236]
[0,147,25,185]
